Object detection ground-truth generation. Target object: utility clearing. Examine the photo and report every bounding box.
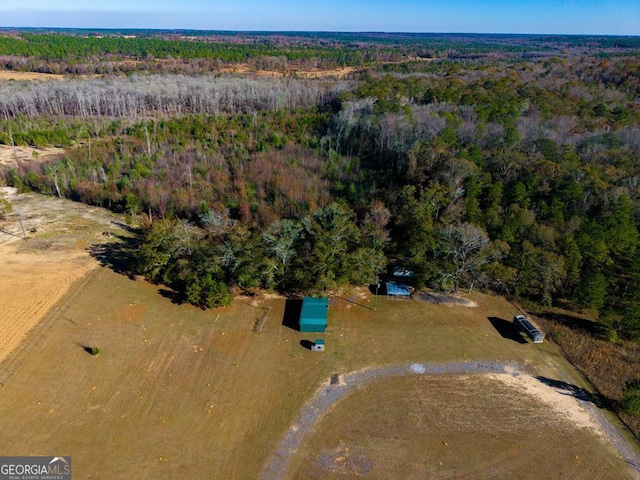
[0,191,638,479]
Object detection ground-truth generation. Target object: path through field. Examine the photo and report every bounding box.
[264,362,640,480]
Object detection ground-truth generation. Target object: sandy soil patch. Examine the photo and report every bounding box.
[491,368,604,433]
[294,67,358,79]
[218,64,358,78]
[0,145,65,168]
[0,70,64,82]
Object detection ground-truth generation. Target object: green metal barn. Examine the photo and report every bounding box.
[299,297,328,333]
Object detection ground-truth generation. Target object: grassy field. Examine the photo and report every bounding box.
[287,374,633,480]
[0,189,125,365]
[0,203,638,478]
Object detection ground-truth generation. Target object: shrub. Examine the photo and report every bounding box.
[622,379,640,415]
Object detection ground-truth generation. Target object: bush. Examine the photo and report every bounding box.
[0,193,11,219]
[622,379,640,415]
[186,273,232,309]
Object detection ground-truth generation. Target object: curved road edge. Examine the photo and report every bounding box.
[261,360,640,480]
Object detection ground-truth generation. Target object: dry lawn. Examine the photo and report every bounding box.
[0,188,126,365]
[0,269,333,479]
[288,374,635,480]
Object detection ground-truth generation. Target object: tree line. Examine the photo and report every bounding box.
[0,75,347,120]
[136,201,388,307]
[2,52,640,341]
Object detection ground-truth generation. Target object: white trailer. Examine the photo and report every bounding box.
[513,315,544,343]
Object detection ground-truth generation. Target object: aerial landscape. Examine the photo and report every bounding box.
[0,1,639,479]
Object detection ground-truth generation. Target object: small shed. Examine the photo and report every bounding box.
[386,281,411,300]
[312,338,325,352]
[299,297,328,333]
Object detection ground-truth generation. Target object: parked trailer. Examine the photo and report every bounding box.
[513,315,544,343]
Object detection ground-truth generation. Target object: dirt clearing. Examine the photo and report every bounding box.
[219,65,359,78]
[0,145,65,168]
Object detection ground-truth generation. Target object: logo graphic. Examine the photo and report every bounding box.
[0,456,71,480]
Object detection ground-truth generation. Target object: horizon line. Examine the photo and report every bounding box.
[0,26,638,38]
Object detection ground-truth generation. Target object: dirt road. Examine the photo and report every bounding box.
[263,361,640,480]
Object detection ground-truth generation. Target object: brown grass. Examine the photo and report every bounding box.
[0,265,629,479]
[288,375,634,480]
[218,64,359,78]
[0,70,65,81]
[533,309,640,438]
[0,189,126,365]
[219,57,438,79]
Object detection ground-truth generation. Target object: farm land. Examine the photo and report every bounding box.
[0,194,637,479]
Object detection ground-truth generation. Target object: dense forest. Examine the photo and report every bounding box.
[1,30,639,75]
[2,30,640,431]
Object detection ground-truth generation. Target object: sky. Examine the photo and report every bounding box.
[0,0,638,35]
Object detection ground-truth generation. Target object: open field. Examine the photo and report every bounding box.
[0,145,65,168]
[286,373,634,480]
[0,188,126,364]
[0,56,434,84]
[220,64,360,78]
[220,57,436,78]
[0,70,65,81]
[0,193,638,479]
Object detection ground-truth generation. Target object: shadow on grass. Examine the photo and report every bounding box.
[488,317,527,344]
[76,343,99,356]
[0,227,27,240]
[300,339,314,350]
[282,299,302,331]
[368,283,385,296]
[534,375,608,408]
[87,231,141,277]
[158,288,184,305]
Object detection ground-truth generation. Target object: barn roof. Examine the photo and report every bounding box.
[299,297,328,332]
